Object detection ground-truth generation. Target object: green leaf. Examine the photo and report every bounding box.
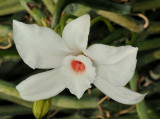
[135,38,160,51]
[137,50,160,68]
[0,0,24,16]
[0,105,31,116]
[129,73,150,119]
[97,10,143,33]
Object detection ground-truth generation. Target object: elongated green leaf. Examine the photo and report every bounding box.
[137,50,160,68]
[42,0,55,15]
[97,10,143,33]
[0,79,32,108]
[0,105,31,116]
[129,73,150,119]
[0,0,24,16]
[51,95,98,109]
[135,38,160,51]
[51,0,131,28]
[132,0,160,12]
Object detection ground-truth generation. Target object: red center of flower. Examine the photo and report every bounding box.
[71,60,85,72]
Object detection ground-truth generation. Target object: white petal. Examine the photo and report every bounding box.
[16,69,65,101]
[94,76,146,105]
[62,14,90,52]
[60,55,96,99]
[85,44,138,86]
[13,20,72,69]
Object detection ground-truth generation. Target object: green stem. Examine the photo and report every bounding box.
[0,105,32,115]
[70,0,131,14]
[54,24,60,33]
[137,50,160,69]
[51,0,69,28]
[129,72,149,119]
[51,0,131,28]
[91,16,114,32]
[136,101,150,119]
[0,50,19,57]
[135,38,160,51]
[20,0,46,25]
[101,29,127,44]
[147,22,160,34]
[126,32,138,45]
[0,80,32,108]
[42,0,55,15]
[51,95,98,109]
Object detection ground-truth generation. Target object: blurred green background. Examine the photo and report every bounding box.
[0,0,160,119]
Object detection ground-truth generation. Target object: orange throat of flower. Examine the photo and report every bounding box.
[71,60,85,73]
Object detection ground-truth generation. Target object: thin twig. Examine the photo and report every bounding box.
[0,59,2,67]
[104,110,111,118]
[47,108,61,119]
[88,88,92,96]
[0,39,12,50]
[137,13,149,29]
[114,105,135,117]
[95,115,105,119]
[97,96,110,114]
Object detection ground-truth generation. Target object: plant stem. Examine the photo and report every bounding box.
[42,0,55,15]
[0,50,19,57]
[54,24,60,33]
[137,50,160,69]
[91,16,114,32]
[147,22,160,34]
[70,0,131,14]
[0,105,32,116]
[20,0,46,25]
[129,72,149,119]
[51,0,69,28]
[126,32,138,45]
[51,0,131,28]
[0,80,32,108]
[101,29,128,44]
[135,38,160,51]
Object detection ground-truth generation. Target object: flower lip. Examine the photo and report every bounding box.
[71,60,85,72]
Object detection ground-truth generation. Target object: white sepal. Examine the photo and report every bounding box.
[13,20,72,69]
[16,69,65,101]
[85,44,138,86]
[94,75,146,105]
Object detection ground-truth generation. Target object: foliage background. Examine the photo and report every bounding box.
[0,0,160,119]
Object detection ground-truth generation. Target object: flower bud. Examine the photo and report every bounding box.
[32,98,51,119]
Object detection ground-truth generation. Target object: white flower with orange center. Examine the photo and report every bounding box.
[13,14,145,104]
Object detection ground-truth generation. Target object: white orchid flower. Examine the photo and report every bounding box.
[13,14,145,104]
